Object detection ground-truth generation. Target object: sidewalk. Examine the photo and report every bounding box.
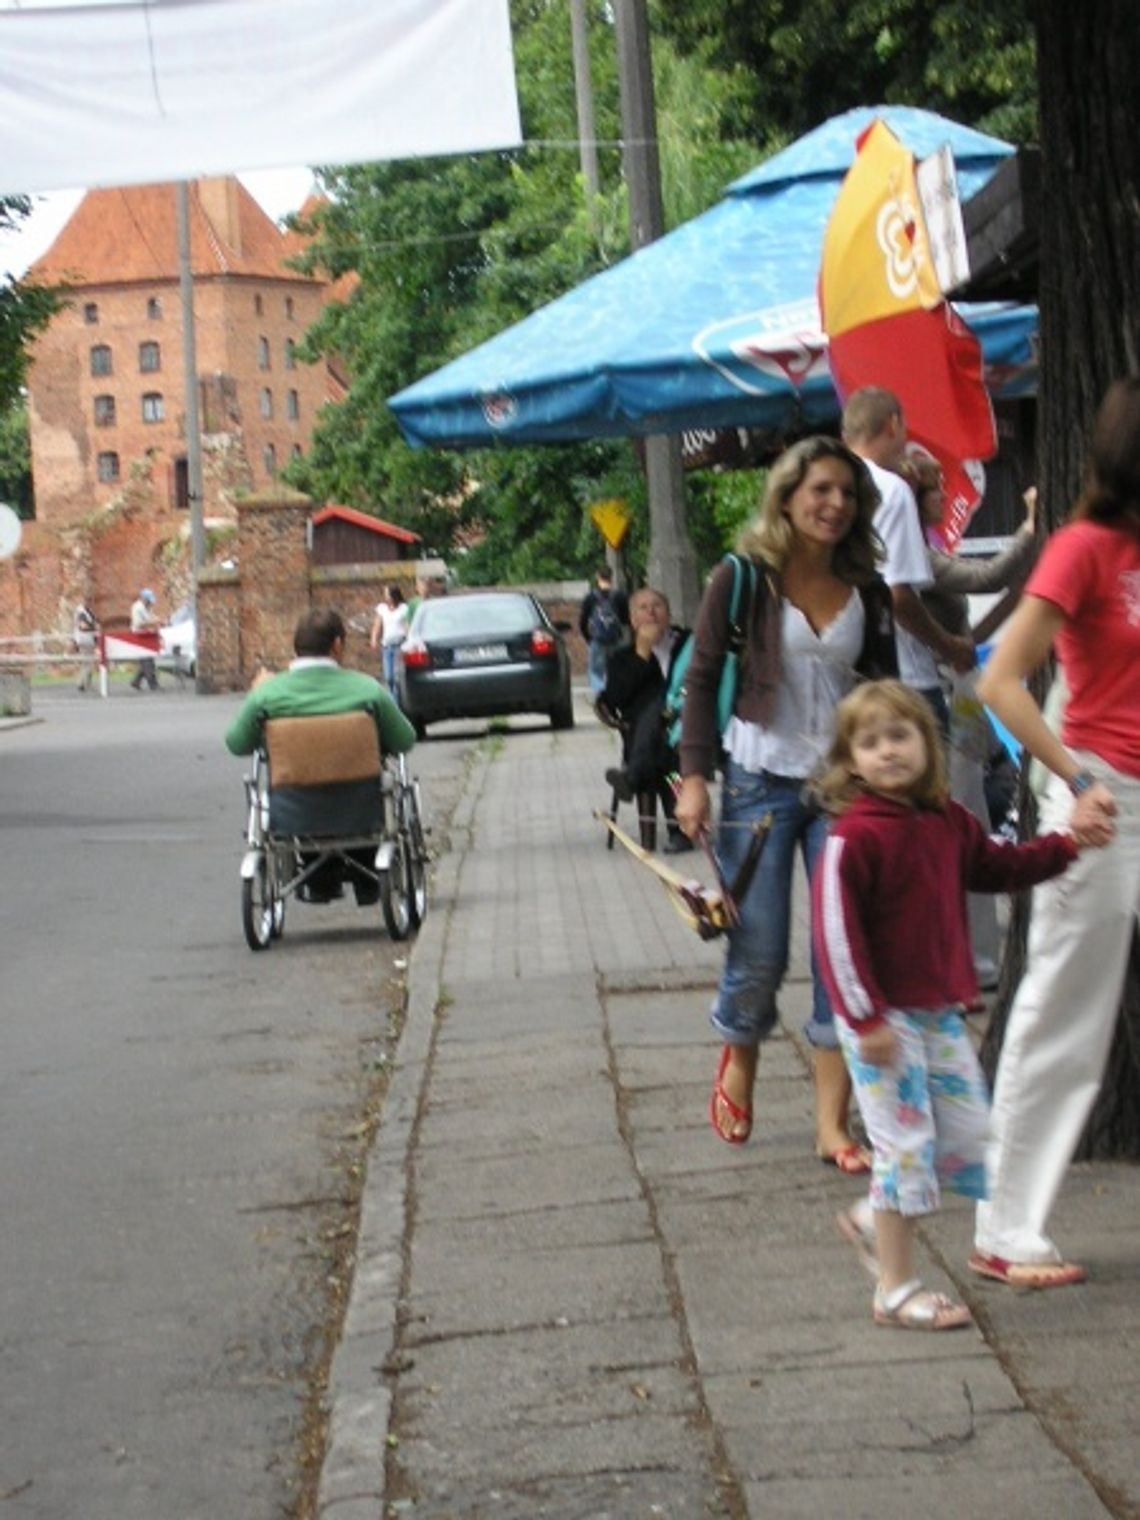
[318,696,1139,1520]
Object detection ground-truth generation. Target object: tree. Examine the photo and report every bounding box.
[0,196,60,415]
[654,0,1038,145]
[285,0,760,583]
[0,398,33,519]
[980,0,1140,1158]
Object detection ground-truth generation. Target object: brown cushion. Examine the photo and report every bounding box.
[264,712,381,789]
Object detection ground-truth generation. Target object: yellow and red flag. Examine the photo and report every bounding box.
[819,118,996,548]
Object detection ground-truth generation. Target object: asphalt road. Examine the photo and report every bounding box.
[0,686,473,1520]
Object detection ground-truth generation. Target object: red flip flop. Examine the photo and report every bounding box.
[818,1143,872,1175]
[710,1045,752,1144]
[968,1251,1088,1289]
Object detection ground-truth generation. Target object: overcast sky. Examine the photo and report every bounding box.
[1,167,318,279]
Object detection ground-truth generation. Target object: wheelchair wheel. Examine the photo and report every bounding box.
[241,854,279,951]
[404,785,429,928]
[380,836,413,941]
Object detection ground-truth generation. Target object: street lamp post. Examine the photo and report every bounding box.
[613,0,700,623]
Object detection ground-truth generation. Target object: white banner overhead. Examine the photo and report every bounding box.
[0,0,521,196]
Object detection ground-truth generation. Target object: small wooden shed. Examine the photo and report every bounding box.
[310,504,421,566]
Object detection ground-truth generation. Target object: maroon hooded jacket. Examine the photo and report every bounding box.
[813,791,1077,1033]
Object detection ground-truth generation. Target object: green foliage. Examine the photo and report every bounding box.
[653,0,1037,146]
[1,197,62,415]
[0,397,33,519]
[288,0,1035,586]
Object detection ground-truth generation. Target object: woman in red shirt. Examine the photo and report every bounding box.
[973,376,1140,1289]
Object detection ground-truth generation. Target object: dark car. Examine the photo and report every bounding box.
[397,591,574,737]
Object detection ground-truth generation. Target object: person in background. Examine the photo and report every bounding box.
[674,435,897,1167]
[599,586,692,853]
[972,376,1138,1290]
[814,680,1080,1330]
[370,583,410,699]
[908,460,1040,987]
[579,565,629,694]
[73,599,98,692]
[128,587,160,692]
[841,387,976,730]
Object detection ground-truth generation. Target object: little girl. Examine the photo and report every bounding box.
[812,680,1080,1331]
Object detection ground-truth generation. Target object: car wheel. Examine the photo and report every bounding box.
[550,687,575,730]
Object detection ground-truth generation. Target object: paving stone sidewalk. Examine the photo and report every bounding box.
[318,700,1139,1520]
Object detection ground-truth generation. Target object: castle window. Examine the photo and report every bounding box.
[84,302,99,325]
[97,451,120,482]
[284,338,296,370]
[260,387,273,419]
[93,394,116,427]
[142,392,165,424]
[139,341,161,374]
[291,444,302,460]
[286,389,299,421]
[257,335,270,370]
[285,295,295,320]
[90,344,113,377]
[254,293,264,316]
[147,297,163,320]
[263,443,277,476]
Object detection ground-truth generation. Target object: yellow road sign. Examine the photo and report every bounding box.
[589,498,630,549]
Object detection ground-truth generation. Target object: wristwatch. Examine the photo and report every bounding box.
[1068,769,1096,798]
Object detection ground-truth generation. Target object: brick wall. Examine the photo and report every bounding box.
[26,272,326,534]
[191,491,592,693]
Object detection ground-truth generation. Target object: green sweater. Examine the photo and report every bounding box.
[224,662,416,757]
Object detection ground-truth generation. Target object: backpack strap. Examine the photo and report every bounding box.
[723,552,757,658]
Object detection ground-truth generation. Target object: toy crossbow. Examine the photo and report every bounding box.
[595,810,772,940]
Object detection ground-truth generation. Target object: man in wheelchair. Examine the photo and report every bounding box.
[225,607,416,905]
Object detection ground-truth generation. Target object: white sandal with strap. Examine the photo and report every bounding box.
[873,1278,972,1331]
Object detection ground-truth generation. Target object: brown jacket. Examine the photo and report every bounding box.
[679,555,898,779]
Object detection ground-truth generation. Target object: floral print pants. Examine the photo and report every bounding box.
[837,1007,990,1217]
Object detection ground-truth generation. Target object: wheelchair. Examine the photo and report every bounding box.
[239,711,429,951]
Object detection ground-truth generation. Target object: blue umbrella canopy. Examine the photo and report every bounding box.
[389,106,1038,450]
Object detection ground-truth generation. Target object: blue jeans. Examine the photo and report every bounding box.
[382,645,401,700]
[710,759,836,1049]
[587,639,610,694]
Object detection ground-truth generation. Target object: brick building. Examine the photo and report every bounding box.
[1,177,339,636]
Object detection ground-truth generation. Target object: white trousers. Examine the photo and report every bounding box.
[976,754,1140,1263]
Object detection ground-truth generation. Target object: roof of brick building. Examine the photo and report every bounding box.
[29,177,320,288]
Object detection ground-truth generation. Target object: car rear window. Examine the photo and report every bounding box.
[416,595,538,638]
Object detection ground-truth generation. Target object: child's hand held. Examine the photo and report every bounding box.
[858,1022,898,1068]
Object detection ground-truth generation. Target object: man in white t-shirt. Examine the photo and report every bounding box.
[128,587,160,692]
[841,387,975,728]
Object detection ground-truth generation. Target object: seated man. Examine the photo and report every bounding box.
[225,608,415,903]
[599,586,692,853]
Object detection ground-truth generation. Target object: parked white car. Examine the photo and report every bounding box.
[158,603,197,677]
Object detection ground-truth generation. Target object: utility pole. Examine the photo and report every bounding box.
[569,0,600,206]
[613,0,700,623]
[176,182,206,588]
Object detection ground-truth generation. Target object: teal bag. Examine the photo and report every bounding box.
[664,553,756,749]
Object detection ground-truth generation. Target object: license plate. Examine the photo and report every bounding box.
[454,643,508,664]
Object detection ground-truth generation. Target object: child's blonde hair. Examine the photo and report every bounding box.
[816,679,950,813]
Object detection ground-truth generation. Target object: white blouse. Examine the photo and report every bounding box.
[724,591,865,778]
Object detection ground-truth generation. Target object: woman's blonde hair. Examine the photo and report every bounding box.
[737,435,883,584]
[815,679,949,813]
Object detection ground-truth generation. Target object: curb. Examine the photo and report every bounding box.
[316,743,493,1518]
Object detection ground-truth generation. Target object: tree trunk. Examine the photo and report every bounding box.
[982,1,1140,1158]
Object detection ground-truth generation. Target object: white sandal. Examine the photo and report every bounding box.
[873,1278,972,1331]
